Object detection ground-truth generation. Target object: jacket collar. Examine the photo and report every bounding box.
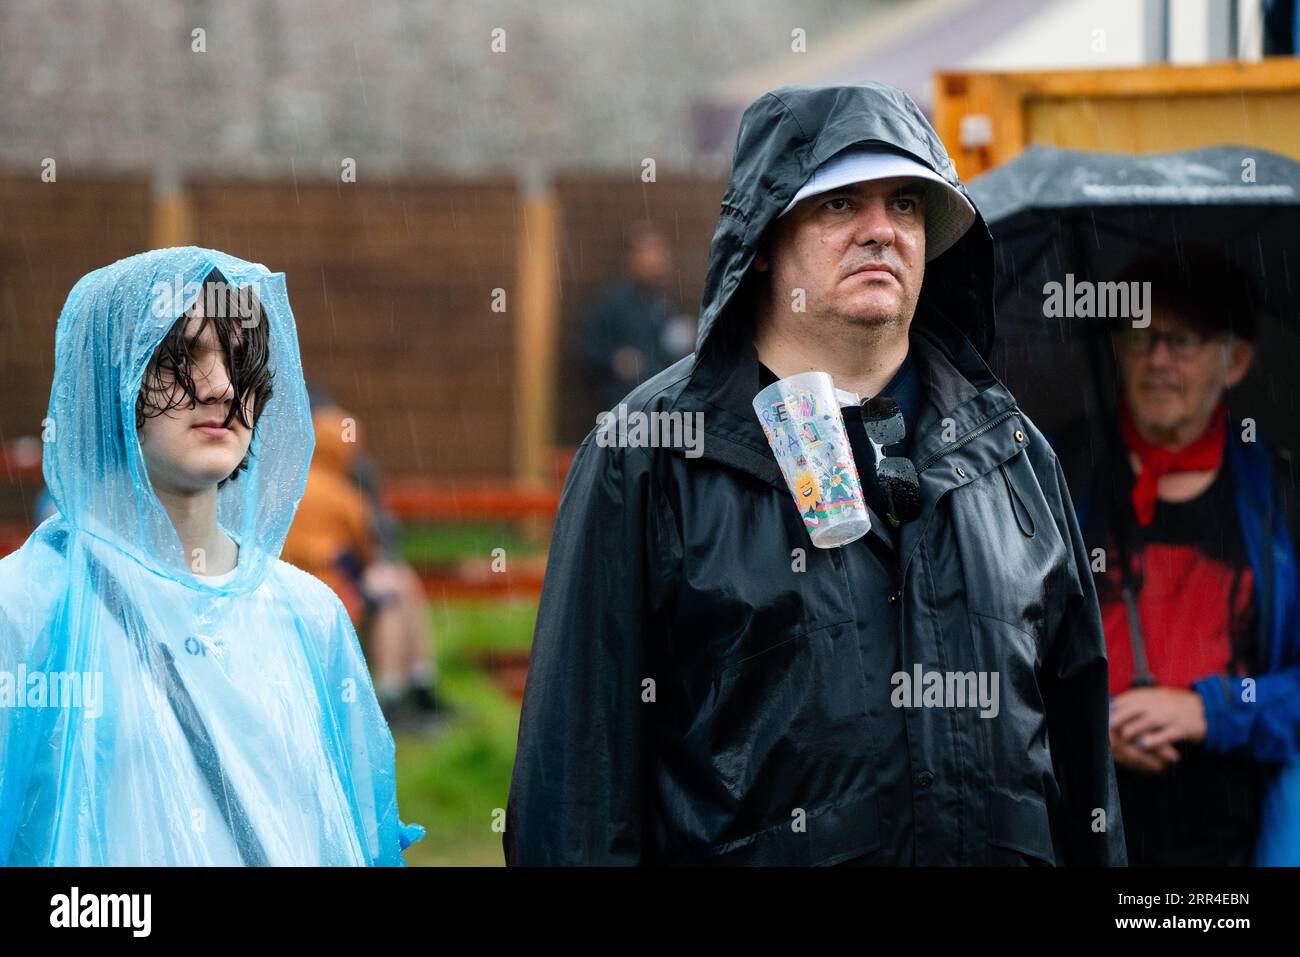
[670,313,1024,486]
[666,313,1031,566]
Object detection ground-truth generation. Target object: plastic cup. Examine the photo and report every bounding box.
[752,371,870,548]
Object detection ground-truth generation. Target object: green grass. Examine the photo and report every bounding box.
[393,597,537,867]
[399,523,548,566]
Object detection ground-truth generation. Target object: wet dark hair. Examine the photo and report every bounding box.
[136,268,275,488]
[1112,245,1261,342]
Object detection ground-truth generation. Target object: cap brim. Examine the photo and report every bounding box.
[779,149,977,262]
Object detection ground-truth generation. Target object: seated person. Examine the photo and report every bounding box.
[282,399,445,731]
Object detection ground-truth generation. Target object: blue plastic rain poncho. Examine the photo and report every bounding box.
[0,247,424,865]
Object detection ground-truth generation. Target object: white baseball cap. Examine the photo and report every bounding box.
[779,146,977,261]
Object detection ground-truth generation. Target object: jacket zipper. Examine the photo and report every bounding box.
[913,409,1019,474]
[885,412,1022,612]
[894,407,1020,593]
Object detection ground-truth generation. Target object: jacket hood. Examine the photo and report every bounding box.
[695,82,996,365]
[42,246,314,593]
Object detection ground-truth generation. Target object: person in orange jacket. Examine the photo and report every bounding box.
[283,401,446,732]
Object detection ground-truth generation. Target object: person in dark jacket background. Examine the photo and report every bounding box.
[505,82,1126,866]
[580,220,695,413]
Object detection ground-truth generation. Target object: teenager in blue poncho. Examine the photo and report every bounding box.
[0,247,424,865]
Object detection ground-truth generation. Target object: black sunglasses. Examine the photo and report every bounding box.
[860,396,922,526]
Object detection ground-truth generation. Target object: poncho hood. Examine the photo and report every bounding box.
[43,246,314,594]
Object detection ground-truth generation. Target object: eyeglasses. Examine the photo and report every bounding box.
[860,396,921,526]
[1113,326,1225,360]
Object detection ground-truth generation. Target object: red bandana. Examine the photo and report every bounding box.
[1118,399,1228,526]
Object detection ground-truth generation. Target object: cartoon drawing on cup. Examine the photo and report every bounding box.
[752,371,870,548]
[822,461,857,504]
[793,469,823,524]
[800,420,823,446]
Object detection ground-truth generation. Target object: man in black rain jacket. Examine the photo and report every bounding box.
[505,82,1127,866]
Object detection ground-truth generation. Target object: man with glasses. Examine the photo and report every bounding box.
[1055,249,1300,866]
[506,83,1126,866]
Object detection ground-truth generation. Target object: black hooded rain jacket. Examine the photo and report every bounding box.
[505,82,1127,867]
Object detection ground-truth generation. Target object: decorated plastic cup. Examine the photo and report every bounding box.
[752,371,870,548]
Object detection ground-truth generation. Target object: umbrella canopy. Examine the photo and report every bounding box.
[969,144,1300,452]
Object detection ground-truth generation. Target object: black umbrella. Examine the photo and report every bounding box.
[970,144,1300,689]
[969,143,1300,453]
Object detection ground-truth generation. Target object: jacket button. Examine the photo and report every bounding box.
[888,592,898,604]
[916,770,935,789]
[1014,429,1025,443]
[955,466,967,479]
